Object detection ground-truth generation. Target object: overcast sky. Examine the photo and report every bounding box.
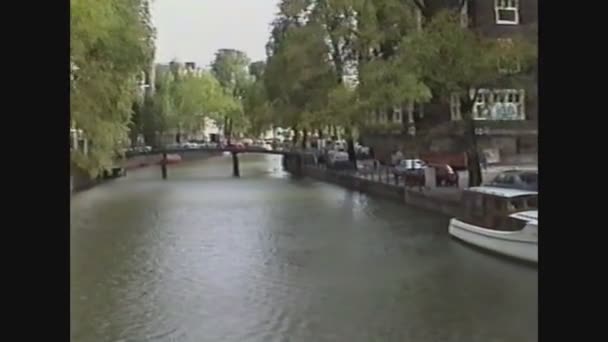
[151,0,280,68]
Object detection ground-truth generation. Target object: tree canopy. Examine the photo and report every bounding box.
[70,0,155,173]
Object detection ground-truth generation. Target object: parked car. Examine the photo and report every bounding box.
[128,145,152,153]
[488,170,538,191]
[393,159,426,176]
[180,142,200,149]
[392,160,457,187]
[327,150,353,170]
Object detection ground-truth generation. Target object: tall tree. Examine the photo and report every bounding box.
[70,0,155,174]
[264,19,336,145]
[210,49,252,141]
[248,60,266,81]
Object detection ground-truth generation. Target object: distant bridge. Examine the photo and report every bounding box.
[125,146,301,158]
[123,146,304,178]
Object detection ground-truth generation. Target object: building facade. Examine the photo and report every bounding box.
[363,0,538,162]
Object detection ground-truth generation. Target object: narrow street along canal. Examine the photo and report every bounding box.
[71,154,537,342]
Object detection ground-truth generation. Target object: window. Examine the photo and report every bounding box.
[393,106,403,123]
[497,38,521,74]
[520,173,537,184]
[495,0,519,25]
[451,89,526,120]
[473,89,525,120]
[495,173,515,185]
[509,199,526,211]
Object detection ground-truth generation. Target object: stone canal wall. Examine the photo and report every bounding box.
[71,151,222,196]
[71,163,100,194]
[284,155,462,217]
[303,166,405,202]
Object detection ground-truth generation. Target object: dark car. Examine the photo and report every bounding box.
[489,170,538,191]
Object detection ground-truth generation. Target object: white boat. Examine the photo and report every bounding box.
[448,186,538,263]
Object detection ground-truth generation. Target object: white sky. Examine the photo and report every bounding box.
[151,0,281,68]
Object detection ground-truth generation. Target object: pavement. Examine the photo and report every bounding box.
[319,162,537,189]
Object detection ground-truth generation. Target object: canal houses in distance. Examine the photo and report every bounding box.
[361,0,537,166]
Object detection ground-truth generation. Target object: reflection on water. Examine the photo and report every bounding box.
[71,154,537,342]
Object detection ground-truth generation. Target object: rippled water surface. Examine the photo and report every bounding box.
[71,155,537,342]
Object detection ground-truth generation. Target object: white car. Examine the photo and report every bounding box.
[394,159,426,174]
[328,151,349,164]
[180,142,200,149]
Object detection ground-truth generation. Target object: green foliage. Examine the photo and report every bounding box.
[210,49,255,136]
[70,0,155,174]
[249,60,266,81]
[264,21,336,129]
[358,57,431,112]
[211,49,252,97]
[402,10,537,109]
[243,79,273,136]
[143,64,240,140]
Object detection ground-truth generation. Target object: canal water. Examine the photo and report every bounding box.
[71,155,537,342]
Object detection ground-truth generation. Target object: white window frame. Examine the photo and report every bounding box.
[497,38,521,74]
[473,89,526,120]
[495,0,519,25]
[393,106,403,124]
[450,89,526,121]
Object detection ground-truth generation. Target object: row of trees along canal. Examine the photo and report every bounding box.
[71,0,535,187]
[71,0,254,177]
[256,0,536,186]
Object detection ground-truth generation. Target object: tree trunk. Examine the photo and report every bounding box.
[462,109,482,187]
[292,127,299,145]
[345,127,357,168]
[223,116,229,143]
[227,118,233,144]
[302,129,308,149]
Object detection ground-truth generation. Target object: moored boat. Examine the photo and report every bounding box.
[448,186,538,263]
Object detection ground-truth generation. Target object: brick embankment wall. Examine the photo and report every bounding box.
[303,166,405,202]
[403,188,462,217]
[295,163,463,217]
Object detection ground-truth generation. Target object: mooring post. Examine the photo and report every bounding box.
[232,152,240,177]
[161,152,168,180]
